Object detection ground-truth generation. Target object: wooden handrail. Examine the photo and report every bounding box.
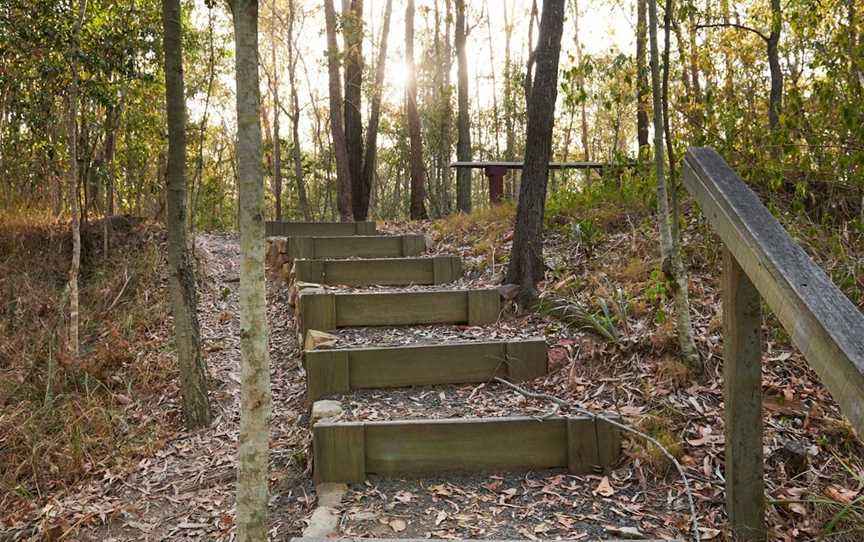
[682,147,864,541]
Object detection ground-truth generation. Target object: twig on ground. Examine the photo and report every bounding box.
[104,267,132,314]
[494,376,701,542]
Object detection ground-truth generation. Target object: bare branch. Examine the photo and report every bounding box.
[494,377,702,542]
[696,22,769,42]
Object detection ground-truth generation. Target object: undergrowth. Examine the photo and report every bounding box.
[0,215,173,511]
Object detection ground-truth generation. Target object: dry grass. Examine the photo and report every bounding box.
[629,413,686,475]
[0,215,173,509]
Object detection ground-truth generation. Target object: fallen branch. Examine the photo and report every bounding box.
[103,268,132,315]
[494,376,701,542]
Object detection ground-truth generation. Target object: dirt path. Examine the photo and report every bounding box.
[8,233,312,541]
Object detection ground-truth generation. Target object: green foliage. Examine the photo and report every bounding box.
[645,269,668,324]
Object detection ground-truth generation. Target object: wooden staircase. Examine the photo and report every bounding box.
[268,221,626,539]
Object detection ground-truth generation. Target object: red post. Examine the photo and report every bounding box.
[484,165,507,204]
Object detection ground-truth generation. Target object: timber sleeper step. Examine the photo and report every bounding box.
[293,255,462,287]
[312,415,622,483]
[268,234,427,277]
[265,220,376,237]
[304,338,547,401]
[297,288,500,338]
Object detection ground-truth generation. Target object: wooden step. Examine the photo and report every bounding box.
[312,415,622,483]
[293,255,462,287]
[304,339,547,401]
[265,220,376,237]
[297,288,500,338]
[268,234,426,277]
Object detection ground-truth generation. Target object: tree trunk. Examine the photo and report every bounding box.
[270,0,282,221]
[229,0,271,540]
[440,0,453,212]
[648,0,701,371]
[103,103,119,255]
[503,0,515,195]
[485,0,501,158]
[505,0,566,308]
[767,0,783,134]
[636,0,649,152]
[455,0,472,213]
[572,0,590,161]
[324,0,353,221]
[344,0,365,219]
[286,0,310,221]
[359,0,392,221]
[67,0,87,361]
[405,0,428,220]
[162,0,211,430]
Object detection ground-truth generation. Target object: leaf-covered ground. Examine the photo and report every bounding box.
[3,203,863,541]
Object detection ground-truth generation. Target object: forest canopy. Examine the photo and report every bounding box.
[3,0,863,227]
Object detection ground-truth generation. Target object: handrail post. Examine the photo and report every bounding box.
[722,248,766,542]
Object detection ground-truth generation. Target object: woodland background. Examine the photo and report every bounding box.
[3,0,863,232]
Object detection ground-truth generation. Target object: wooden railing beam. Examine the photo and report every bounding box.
[683,147,864,437]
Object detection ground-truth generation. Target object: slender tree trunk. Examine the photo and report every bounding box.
[455,0,472,213]
[229,0,271,539]
[662,0,678,241]
[485,1,501,158]
[67,0,87,360]
[103,103,119,255]
[405,0,428,219]
[572,0,590,161]
[324,0,353,221]
[503,0,515,196]
[505,0,566,308]
[359,0,392,220]
[270,0,282,220]
[440,0,453,212]
[524,0,540,105]
[648,0,701,371]
[162,0,211,430]
[767,0,783,135]
[344,0,365,219]
[636,0,649,152]
[287,0,310,221]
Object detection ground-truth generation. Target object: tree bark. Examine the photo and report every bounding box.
[455,0,472,213]
[229,0,271,540]
[343,0,365,219]
[162,0,211,430]
[636,0,649,152]
[270,0,282,220]
[648,0,701,371]
[485,0,501,158]
[505,0,566,308]
[358,0,392,221]
[405,0,428,219]
[767,0,783,134]
[503,0,516,195]
[67,0,87,361]
[286,0,310,221]
[324,0,353,221]
[572,0,590,160]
